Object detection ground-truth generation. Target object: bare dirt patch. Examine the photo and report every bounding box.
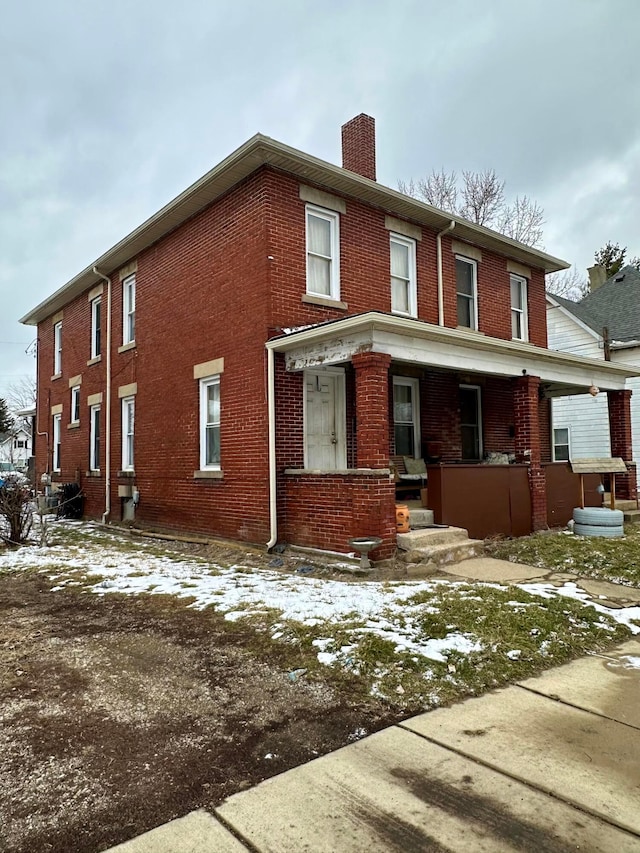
[0,569,393,853]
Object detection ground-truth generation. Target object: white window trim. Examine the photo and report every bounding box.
[70,386,80,424]
[121,396,135,471]
[54,321,62,374]
[459,383,483,460]
[510,273,529,342]
[392,376,421,458]
[90,404,101,471]
[122,274,136,346]
[52,413,61,472]
[91,296,102,359]
[455,255,478,331]
[552,426,571,462]
[305,204,340,301]
[390,233,417,318]
[302,367,347,470]
[199,375,221,471]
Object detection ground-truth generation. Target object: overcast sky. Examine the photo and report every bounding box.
[1,0,639,401]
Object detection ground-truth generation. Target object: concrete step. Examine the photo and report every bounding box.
[604,495,638,512]
[623,510,640,524]
[402,539,485,570]
[408,508,434,528]
[397,526,470,551]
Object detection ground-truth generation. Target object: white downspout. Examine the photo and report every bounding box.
[436,220,456,326]
[92,266,112,525]
[266,345,277,550]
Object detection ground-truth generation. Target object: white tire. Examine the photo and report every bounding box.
[573,507,624,526]
[573,523,624,538]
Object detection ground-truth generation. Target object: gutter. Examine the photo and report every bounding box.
[92,267,112,525]
[266,347,277,550]
[436,221,456,326]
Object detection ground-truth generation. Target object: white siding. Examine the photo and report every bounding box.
[546,303,602,357]
[547,301,609,459]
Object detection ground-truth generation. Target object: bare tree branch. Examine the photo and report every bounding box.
[546,267,589,301]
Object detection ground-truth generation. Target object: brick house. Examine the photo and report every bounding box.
[21,115,638,558]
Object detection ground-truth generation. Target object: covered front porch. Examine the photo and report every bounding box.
[267,312,638,557]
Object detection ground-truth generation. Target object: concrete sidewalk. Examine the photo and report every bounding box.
[105,637,640,853]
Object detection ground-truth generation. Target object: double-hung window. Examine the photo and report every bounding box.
[90,405,101,471]
[91,296,102,358]
[121,397,135,471]
[390,234,417,317]
[456,256,478,330]
[53,321,62,374]
[553,427,570,462]
[199,376,220,470]
[393,377,420,457]
[510,274,528,341]
[306,205,340,300]
[52,414,61,472]
[70,386,80,424]
[123,274,136,345]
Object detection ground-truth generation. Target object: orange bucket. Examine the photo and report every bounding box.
[396,504,410,534]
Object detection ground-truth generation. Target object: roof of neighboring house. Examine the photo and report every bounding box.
[21,134,569,326]
[552,265,640,344]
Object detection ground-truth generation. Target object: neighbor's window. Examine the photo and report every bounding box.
[91,296,102,358]
[393,377,420,457]
[122,274,136,345]
[121,396,135,470]
[456,256,478,330]
[90,404,100,471]
[52,413,61,472]
[199,375,220,469]
[510,274,529,341]
[390,234,417,317]
[70,386,80,424]
[306,205,340,300]
[53,321,62,374]
[553,427,570,461]
[460,385,483,461]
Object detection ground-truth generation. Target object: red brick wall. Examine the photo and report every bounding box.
[441,235,547,346]
[281,473,396,558]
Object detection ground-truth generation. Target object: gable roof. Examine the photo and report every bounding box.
[21,134,569,326]
[555,265,640,344]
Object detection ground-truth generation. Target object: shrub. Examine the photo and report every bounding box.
[0,472,33,545]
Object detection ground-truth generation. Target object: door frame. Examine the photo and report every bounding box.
[303,366,347,470]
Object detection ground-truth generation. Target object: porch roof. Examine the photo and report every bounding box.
[266,312,640,395]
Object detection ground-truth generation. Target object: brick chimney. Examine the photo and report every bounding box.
[341,114,376,181]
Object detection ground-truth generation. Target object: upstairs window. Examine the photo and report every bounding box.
[510,274,528,341]
[70,386,80,424]
[52,414,61,472]
[91,296,102,358]
[121,397,135,470]
[53,321,62,374]
[199,376,220,470]
[456,256,478,330]
[123,274,136,345]
[90,405,101,471]
[390,234,417,317]
[306,205,340,300]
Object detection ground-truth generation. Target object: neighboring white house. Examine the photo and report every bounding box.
[0,425,32,470]
[547,265,640,463]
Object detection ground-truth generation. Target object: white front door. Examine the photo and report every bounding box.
[305,369,346,469]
